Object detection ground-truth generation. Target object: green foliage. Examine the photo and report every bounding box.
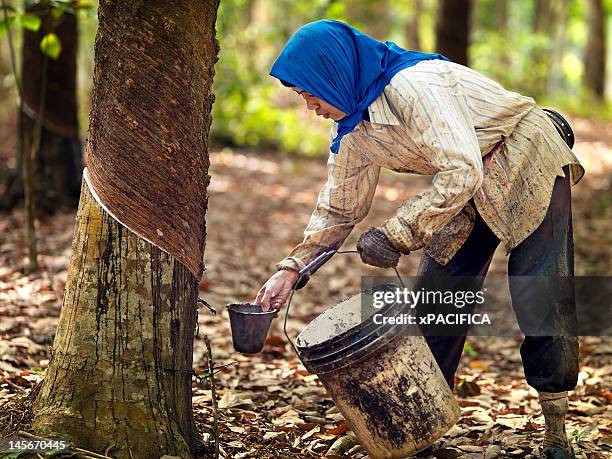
[211,0,334,156]
[19,12,41,31]
[1,450,28,459]
[39,31,60,59]
[464,340,477,357]
[212,0,610,156]
[3,0,609,155]
[0,0,96,100]
[571,429,585,443]
[540,90,612,121]
[0,1,95,39]
[25,0,95,16]
[470,0,608,113]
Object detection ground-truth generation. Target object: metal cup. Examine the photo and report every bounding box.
[227,303,276,354]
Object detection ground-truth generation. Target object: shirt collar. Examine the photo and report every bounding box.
[367,91,401,126]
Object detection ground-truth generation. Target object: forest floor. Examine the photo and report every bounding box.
[0,115,611,458]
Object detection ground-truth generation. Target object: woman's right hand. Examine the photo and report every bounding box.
[254,269,299,312]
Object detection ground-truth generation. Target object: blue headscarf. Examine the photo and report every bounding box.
[270,20,449,154]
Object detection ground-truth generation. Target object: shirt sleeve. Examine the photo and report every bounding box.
[277,129,381,271]
[381,81,483,253]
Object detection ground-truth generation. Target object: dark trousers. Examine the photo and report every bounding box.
[421,165,579,393]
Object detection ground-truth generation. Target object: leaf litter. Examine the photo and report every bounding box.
[1,141,611,458]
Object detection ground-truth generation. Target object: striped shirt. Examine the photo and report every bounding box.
[277,59,584,272]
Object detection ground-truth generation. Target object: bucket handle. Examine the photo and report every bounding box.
[282,249,405,360]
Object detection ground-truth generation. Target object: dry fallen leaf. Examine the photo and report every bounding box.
[456,377,481,397]
[495,414,528,430]
[301,425,319,440]
[218,390,253,409]
[469,360,490,370]
[326,420,349,436]
[272,409,305,427]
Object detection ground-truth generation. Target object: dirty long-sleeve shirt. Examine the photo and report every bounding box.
[277,59,584,272]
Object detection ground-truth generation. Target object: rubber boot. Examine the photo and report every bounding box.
[538,391,575,459]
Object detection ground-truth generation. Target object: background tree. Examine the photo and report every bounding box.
[584,0,607,99]
[533,0,553,35]
[404,0,422,50]
[529,0,561,96]
[435,0,472,65]
[548,0,571,95]
[1,0,609,170]
[31,0,220,457]
[495,0,510,82]
[344,0,390,41]
[1,0,81,213]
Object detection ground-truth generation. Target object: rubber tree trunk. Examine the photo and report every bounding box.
[32,1,220,458]
[0,1,82,213]
[435,0,472,66]
[33,180,200,457]
[584,0,606,99]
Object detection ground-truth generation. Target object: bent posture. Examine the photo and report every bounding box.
[255,20,584,459]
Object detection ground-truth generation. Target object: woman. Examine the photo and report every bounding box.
[254,20,583,459]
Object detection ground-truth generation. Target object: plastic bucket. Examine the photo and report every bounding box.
[227,303,276,354]
[296,284,407,366]
[295,290,461,459]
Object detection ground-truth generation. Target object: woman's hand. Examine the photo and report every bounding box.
[357,227,402,268]
[254,269,299,312]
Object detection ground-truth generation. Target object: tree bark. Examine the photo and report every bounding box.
[584,0,606,98]
[0,1,82,213]
[435,0,472,66]
[32,1,220,457]
[33,178,200,457]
